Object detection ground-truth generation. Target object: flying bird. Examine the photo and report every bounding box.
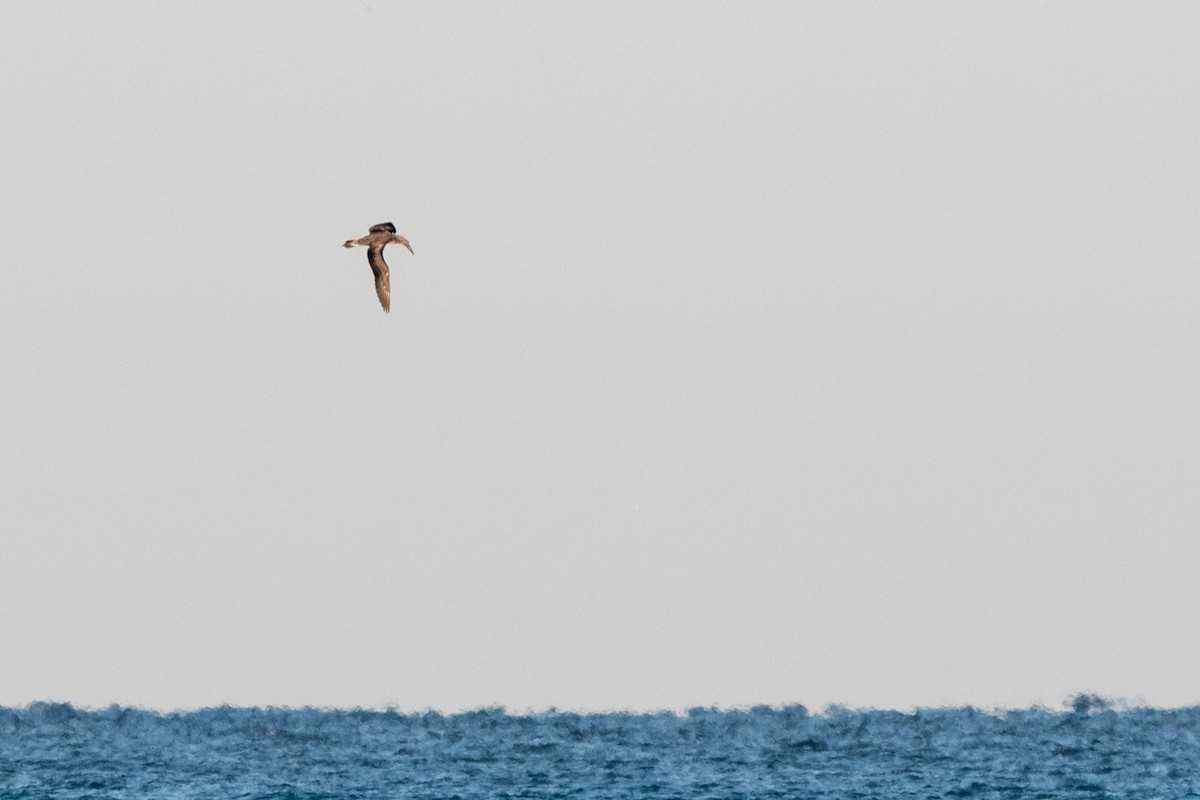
[342,222,414,312]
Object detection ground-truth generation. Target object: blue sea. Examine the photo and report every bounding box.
[2,697,1196,799]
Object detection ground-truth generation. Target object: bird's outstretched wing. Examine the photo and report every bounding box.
[367,246,391,312]
[369,222,397,235]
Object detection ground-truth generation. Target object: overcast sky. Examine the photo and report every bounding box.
[2,2,1198,713]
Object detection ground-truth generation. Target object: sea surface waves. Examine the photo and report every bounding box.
[2,697,1197,799]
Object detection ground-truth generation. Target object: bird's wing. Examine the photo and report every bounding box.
[367,246,391,313]
[369,222,397,234]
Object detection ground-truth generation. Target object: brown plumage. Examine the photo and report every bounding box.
[342,222,414,312]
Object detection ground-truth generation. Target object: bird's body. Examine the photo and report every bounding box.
[342,222,414,312]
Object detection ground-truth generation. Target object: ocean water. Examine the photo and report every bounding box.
[2,698,1197,799]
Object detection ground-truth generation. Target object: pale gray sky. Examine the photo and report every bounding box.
[2,2,1198,712]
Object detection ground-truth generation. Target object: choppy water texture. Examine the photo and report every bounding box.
[2,698,1198,799]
